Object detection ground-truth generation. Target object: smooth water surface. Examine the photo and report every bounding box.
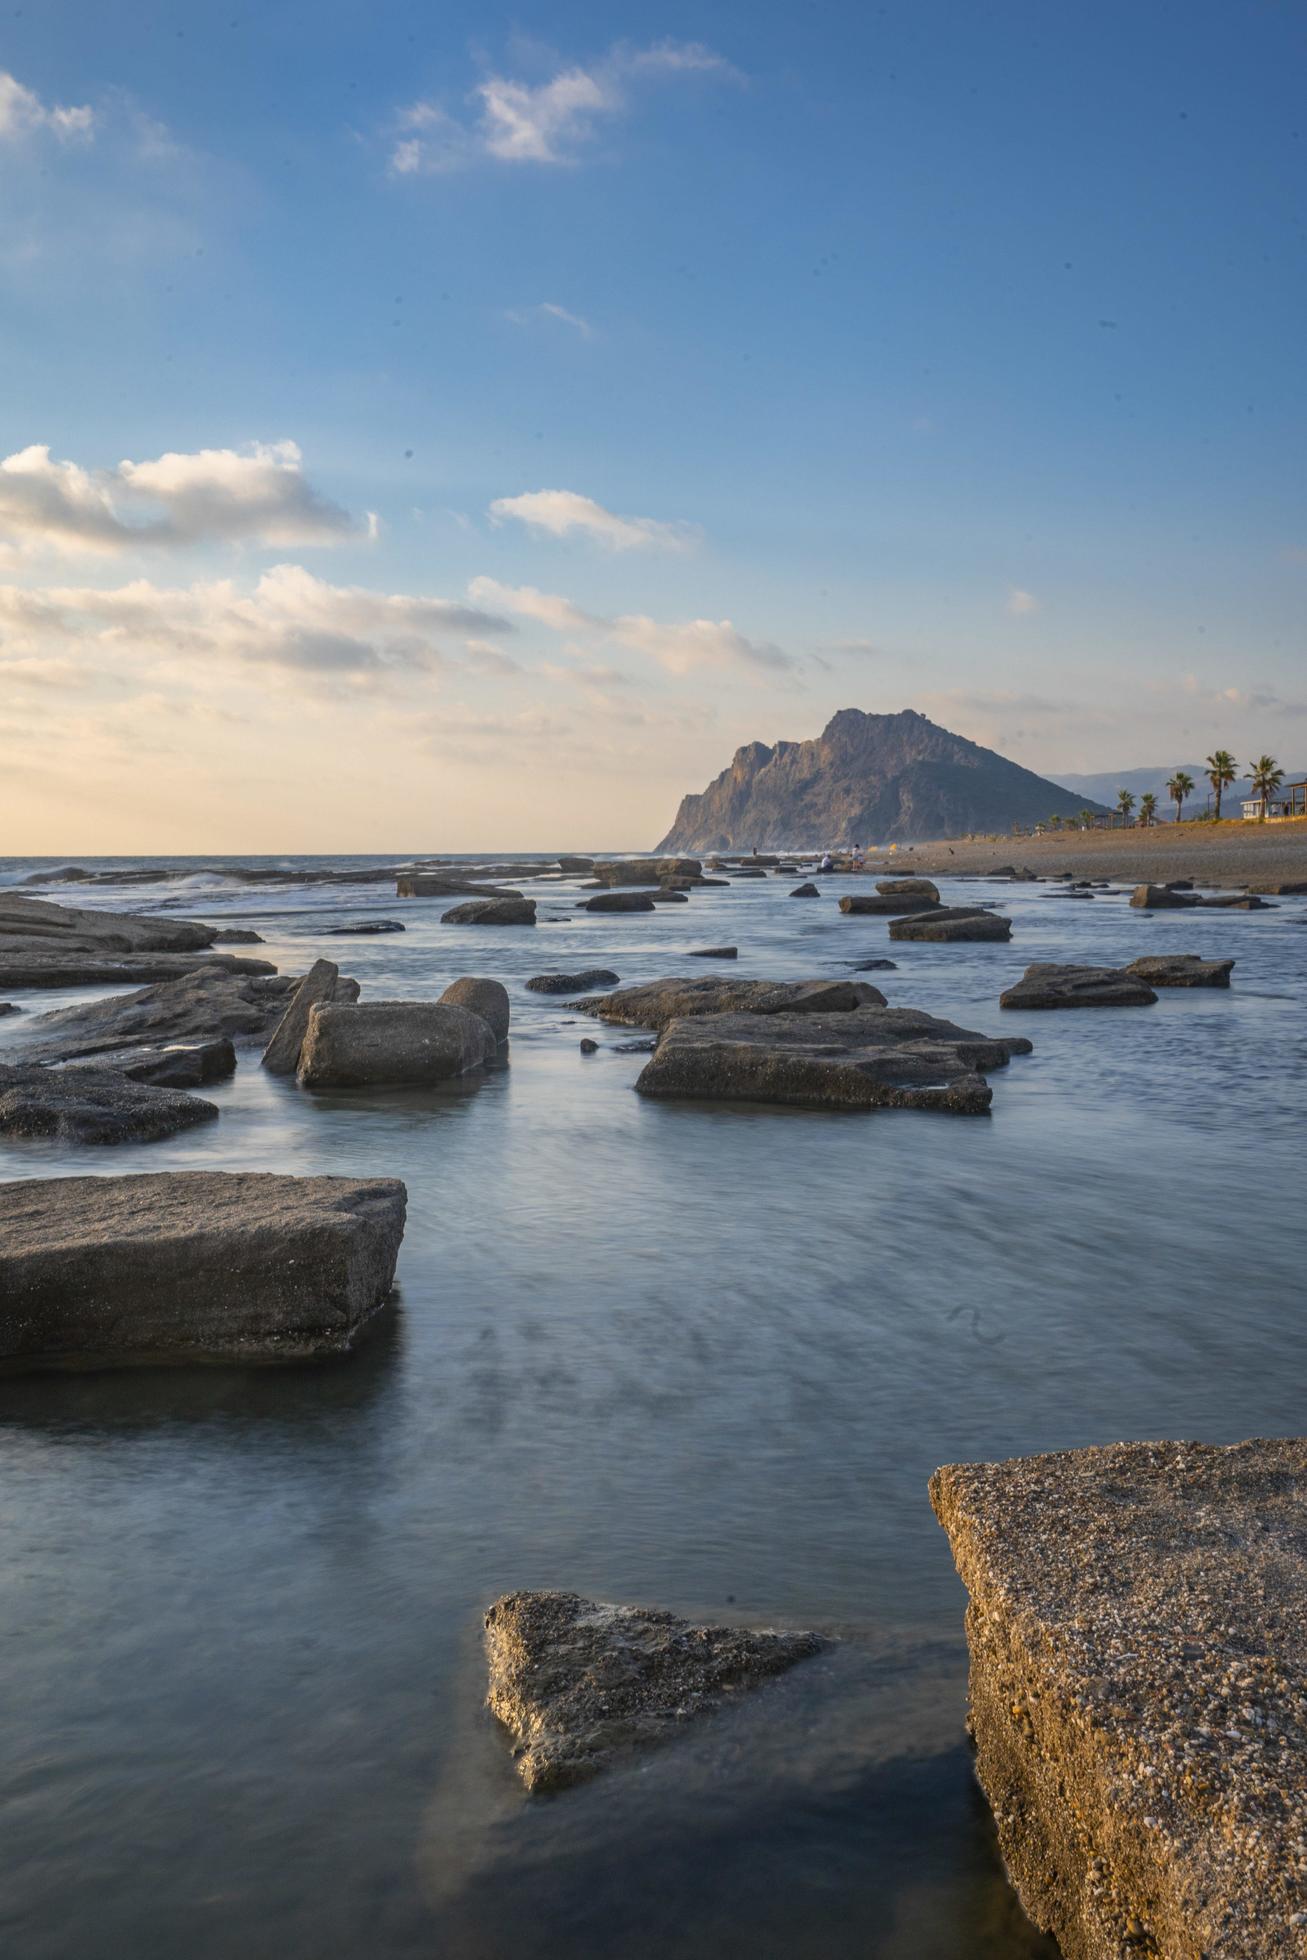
[2,855,1304,1958]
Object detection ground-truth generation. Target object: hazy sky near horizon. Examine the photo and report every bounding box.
[1,0,1303,851]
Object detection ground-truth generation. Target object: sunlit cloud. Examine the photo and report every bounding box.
[0,440,369,557]
[488,488,697,552]
[388,40,737,175]
[0,70,94,146]
[504,300,593,338]
[1006,587,1040,615]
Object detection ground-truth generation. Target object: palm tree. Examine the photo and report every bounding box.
[1205,749,1237,822]
[1047,813,1062,831]
[1138,792,1158,827]
[1166,771,1194,825]
[1078,808,1094,830]
[1116,788,1136,826]
[1248,755,1284,822]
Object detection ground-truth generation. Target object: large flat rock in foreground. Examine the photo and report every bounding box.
[484,1590,823,1792]
[931,1439,1307,1959]
[0,1172,406,1371]
[0,894,217,954]
[636,1004,1031,1112]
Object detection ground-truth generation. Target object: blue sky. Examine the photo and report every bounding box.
[1,0,1303,849]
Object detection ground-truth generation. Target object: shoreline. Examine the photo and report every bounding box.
[859,818,1307,887]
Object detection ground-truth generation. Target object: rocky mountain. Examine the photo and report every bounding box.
[654,709,1109,851]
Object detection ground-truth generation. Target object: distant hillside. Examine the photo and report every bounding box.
[1053,764,1307,816]
[654,709,1110,851]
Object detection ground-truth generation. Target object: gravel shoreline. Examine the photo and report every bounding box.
[866,819,1307,887]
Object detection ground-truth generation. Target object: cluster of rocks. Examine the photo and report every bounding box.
[1001,955,1235,1009]
[0,893,272,990]
[1131,883,1274,911]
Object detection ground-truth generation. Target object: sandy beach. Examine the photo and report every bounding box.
[867,818,1307,888]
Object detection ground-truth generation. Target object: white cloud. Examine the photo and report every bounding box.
[488,488,696,552]
[0,564,513,692]
[505,300,593,338]
[389,40,735,174]
[466,572,790,675]
[612,613,792,675]
[1007,587,1040,615]
[0,440,368,557]
[467,576,598,633]
[0,70,94,146]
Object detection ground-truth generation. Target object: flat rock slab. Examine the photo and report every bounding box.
[0,895,216,954]
[590,858,702,887]
[636,1005,1031,1113]
[484,1590,823,1792]
[0,1172,407,1371]
[930,1439,1307,1960]
[297,999,497,1087]
[1000,964,1158,1009]
[1126,955,1234,988]
[0,951,275,989]
[688,946,737,959]
[889,908,1011,942]
[840,892,938,914]
[0,1065,218,1145]
[1130,884,1200,909]
[441,898,537,925]
[397,874,524,898]
[525,969,620,994]
[876,877,940,900]
[1197,894,1274,910]
[25,967,299,1066]
[574,977,887,1032]
[582,893,656,913]
[326,920,406,934]
[81,1038,237,1087]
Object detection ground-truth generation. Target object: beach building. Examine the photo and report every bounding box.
[1241,777,1307,820]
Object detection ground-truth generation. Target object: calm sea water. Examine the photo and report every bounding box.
[1,854,1304,1960]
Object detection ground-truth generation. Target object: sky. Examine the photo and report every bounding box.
[1,0,1303,852]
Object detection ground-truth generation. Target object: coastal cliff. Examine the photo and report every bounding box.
[654,709,1107,850]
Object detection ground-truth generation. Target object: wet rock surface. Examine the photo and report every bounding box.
[441,897,537,925]
[636,1005,1031,1113]
[590,858,702,887]
[1130,883,1201,909]
[0,949,275,989]
[582,892,656,913]
[1125,954,1235,988]
[574,976,888,1031]
[0,894,218,955]
[261,960,354,1075]
[1000,964,1158,1009]
[397,874,524,899]
[0,1172,407,1371]
[439,977,510,1042]
[484,1589,824,1792]
[0,1065,219,1145]
[524,969,620,994]
[326,919,406,935]
[930,1438,1307,1960]
[889,907,1011,942]
[840,892,939,915]
[876,877,940,901]
[297,1000,498,1088]
[23,967,300,1066]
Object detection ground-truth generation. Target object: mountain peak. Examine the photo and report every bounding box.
[654,708,1108,850]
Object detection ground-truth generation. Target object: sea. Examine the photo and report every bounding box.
[1,851,1303,1959]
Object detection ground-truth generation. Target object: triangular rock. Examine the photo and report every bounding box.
[484,1590,824,1792]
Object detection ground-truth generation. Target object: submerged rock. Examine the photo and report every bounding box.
[876,877,940,901]
[1000,964,1157,1009]
[889,908,1011,942]
[637,1005,1031,1113]
[441,897,537,925]
[525,969,620,994]
[1130,883,1200,909]
[297,1000,497,1088]
[439,977,510,1042]
[326,919,406,935]
[0,1171,406,1372]
[930,1438,1307,1960]
[583,892,655,913]
[0,1065,218,1145]
[484,1589,824,1793]
[1125,954,1234,988]
[688,946,738,959]
[574,977,887,1031]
